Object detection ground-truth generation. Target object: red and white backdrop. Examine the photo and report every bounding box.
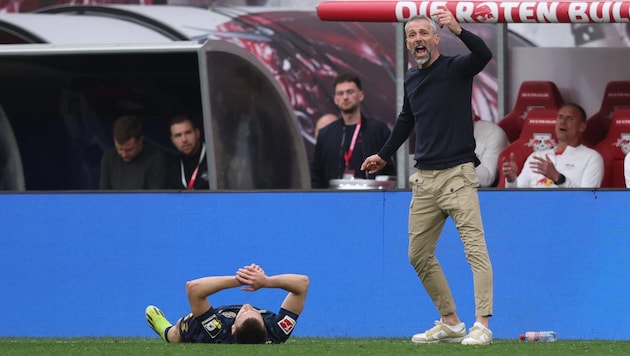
[1,1,628,130]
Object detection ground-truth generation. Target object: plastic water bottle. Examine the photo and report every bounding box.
[520,331,558,342]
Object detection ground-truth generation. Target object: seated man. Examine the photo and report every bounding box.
[473,113,509,187]
[501,103,604,188]
[146,263,309,344]
[100,115,167,190]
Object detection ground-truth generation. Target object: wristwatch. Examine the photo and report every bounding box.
[554,174,566,185]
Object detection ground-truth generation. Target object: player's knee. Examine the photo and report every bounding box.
[410,254,434,273]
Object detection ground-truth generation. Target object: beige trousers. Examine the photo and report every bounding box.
[408,162,493,317]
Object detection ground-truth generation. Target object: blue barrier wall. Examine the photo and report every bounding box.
[0,190,628,340]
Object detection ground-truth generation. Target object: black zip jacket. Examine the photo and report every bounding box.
[310,114,396,188]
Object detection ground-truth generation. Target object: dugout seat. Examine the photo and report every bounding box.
[583,81,630,148]
[498,81,564,143]
[496,108,558,188]
[593,108,630,188]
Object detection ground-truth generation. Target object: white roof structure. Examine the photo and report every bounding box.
[0,12,175,44]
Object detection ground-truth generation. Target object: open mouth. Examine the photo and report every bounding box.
[415,45,427,56]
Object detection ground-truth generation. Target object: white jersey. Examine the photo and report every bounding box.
[506,144,604,188]
[474,120,509,187]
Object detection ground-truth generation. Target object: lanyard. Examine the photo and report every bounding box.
[343,117,362,169]
[181,143,206,190]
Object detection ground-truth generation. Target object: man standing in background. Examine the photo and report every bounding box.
[310,72,395,188]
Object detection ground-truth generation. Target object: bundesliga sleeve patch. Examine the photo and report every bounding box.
[277,315,296,335]
[201,315,223,338]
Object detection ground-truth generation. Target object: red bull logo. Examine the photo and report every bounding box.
[613,133,630,154]
[527,133,556,151]
[471,4,495,22]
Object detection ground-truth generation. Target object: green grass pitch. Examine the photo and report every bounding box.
[1,338,629,355]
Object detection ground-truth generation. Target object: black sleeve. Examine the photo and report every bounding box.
[266,308,300,343]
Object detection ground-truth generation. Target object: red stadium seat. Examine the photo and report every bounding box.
[496,108,558,188]
[498,81,564,143]
[593,108,630,188]
[583,81,630,148]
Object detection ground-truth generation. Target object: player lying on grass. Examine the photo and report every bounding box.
[145,263,309,344]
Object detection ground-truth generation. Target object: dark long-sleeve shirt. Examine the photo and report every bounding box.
[168,143,209,190]
[378,28,492,170]
[99,143,167,190]
[311,115,396,188]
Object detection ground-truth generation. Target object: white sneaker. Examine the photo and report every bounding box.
[461,322,493,345]
[411,320,466,344]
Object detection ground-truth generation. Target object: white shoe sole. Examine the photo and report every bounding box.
[411,336,466,344]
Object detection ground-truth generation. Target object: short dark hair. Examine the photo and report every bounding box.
[233,317,267,344]
[333,72,362,91]
[560,102,587,122]
[169,115,197,129]
[113,115,142,144]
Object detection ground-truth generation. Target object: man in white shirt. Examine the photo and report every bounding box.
[501,103,604,188]
[625,152,630,188]
[473,115,509,187]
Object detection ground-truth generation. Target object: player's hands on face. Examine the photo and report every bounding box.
[360,154,386,174]
[236,263,268,291]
